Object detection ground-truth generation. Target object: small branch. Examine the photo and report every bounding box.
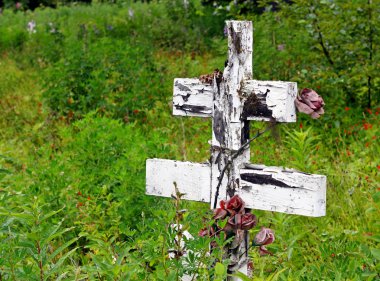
[239,244,254,259]
[231,122,277,161]
[213,160,231,209]
[37,241,44,281]
[311,10,334,67]
[212,123,277,209]
[316,25,334,66]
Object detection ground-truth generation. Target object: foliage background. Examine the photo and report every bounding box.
[0,0,379,280]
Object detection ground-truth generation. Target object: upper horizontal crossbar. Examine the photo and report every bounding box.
[173,78,297,122]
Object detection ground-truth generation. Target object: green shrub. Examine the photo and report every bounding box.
[1,1,379,279]
[43,38,163,120]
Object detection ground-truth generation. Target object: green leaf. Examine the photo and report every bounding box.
[371,248,380,260]
[40,207,65,222]
[215,262,225,276]
[267,268,287,280]
[0,168,11,174]
[231,271,252,281]
[47,237,78,263]
[372,192,380,203]
[41,226,75,248]
[45,247,78,280]
[368,235,380,243]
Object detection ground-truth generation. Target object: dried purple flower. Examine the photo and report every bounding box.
[295,88,325,119]
[253,227,275,256]
[241,213,257,230]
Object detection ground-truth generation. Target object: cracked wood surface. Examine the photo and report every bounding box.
[173,79,297,122]
[146,160,326,217]
[146,159,210,203]
[146,19,327,281]
[173,78,213,117]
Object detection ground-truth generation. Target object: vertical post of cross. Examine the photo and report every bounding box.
[211,21,253,278]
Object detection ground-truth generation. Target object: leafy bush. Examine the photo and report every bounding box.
[0,2,225,120]
[0,1,379,279]
[43,38,163,120]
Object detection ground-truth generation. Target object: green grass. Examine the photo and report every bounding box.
[0,1,379,280]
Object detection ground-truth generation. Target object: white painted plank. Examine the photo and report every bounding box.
[243,80,297,122]
[211,21,253,280]
[173,78,213,117]
[172,78,297,122]
[239,164,326,217]
[146,159,210,203]
[147,160,326,217]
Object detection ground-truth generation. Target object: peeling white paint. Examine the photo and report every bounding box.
[243,80,297,122]
[173,79,297,123]
[145,20,327,281]
[146,159,210,203]
[173,78,213,117]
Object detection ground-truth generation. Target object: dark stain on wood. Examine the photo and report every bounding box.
[230,26,242,54]
[241,120,250,145]
[181,93,191,102]
[242,91,272,119]
[228,94,233,119]
[241,184,252,191]
[213,108,226,145]
[175,81,191,92]
[174,104,211,114]
[240,173,293,188]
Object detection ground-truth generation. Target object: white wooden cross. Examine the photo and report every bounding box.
[146,21,326,278]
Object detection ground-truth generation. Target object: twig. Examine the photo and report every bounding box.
[212,123,277,209]
[309,6,334,66]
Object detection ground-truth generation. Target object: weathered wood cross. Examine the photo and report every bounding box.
[146,21,326,278]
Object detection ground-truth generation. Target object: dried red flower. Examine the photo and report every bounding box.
[198,228,208,237]
[213,208,228,220]
[223,214,241,232]
[241,213,257,230]
[219,200,227,209]
[226,195,245,213]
